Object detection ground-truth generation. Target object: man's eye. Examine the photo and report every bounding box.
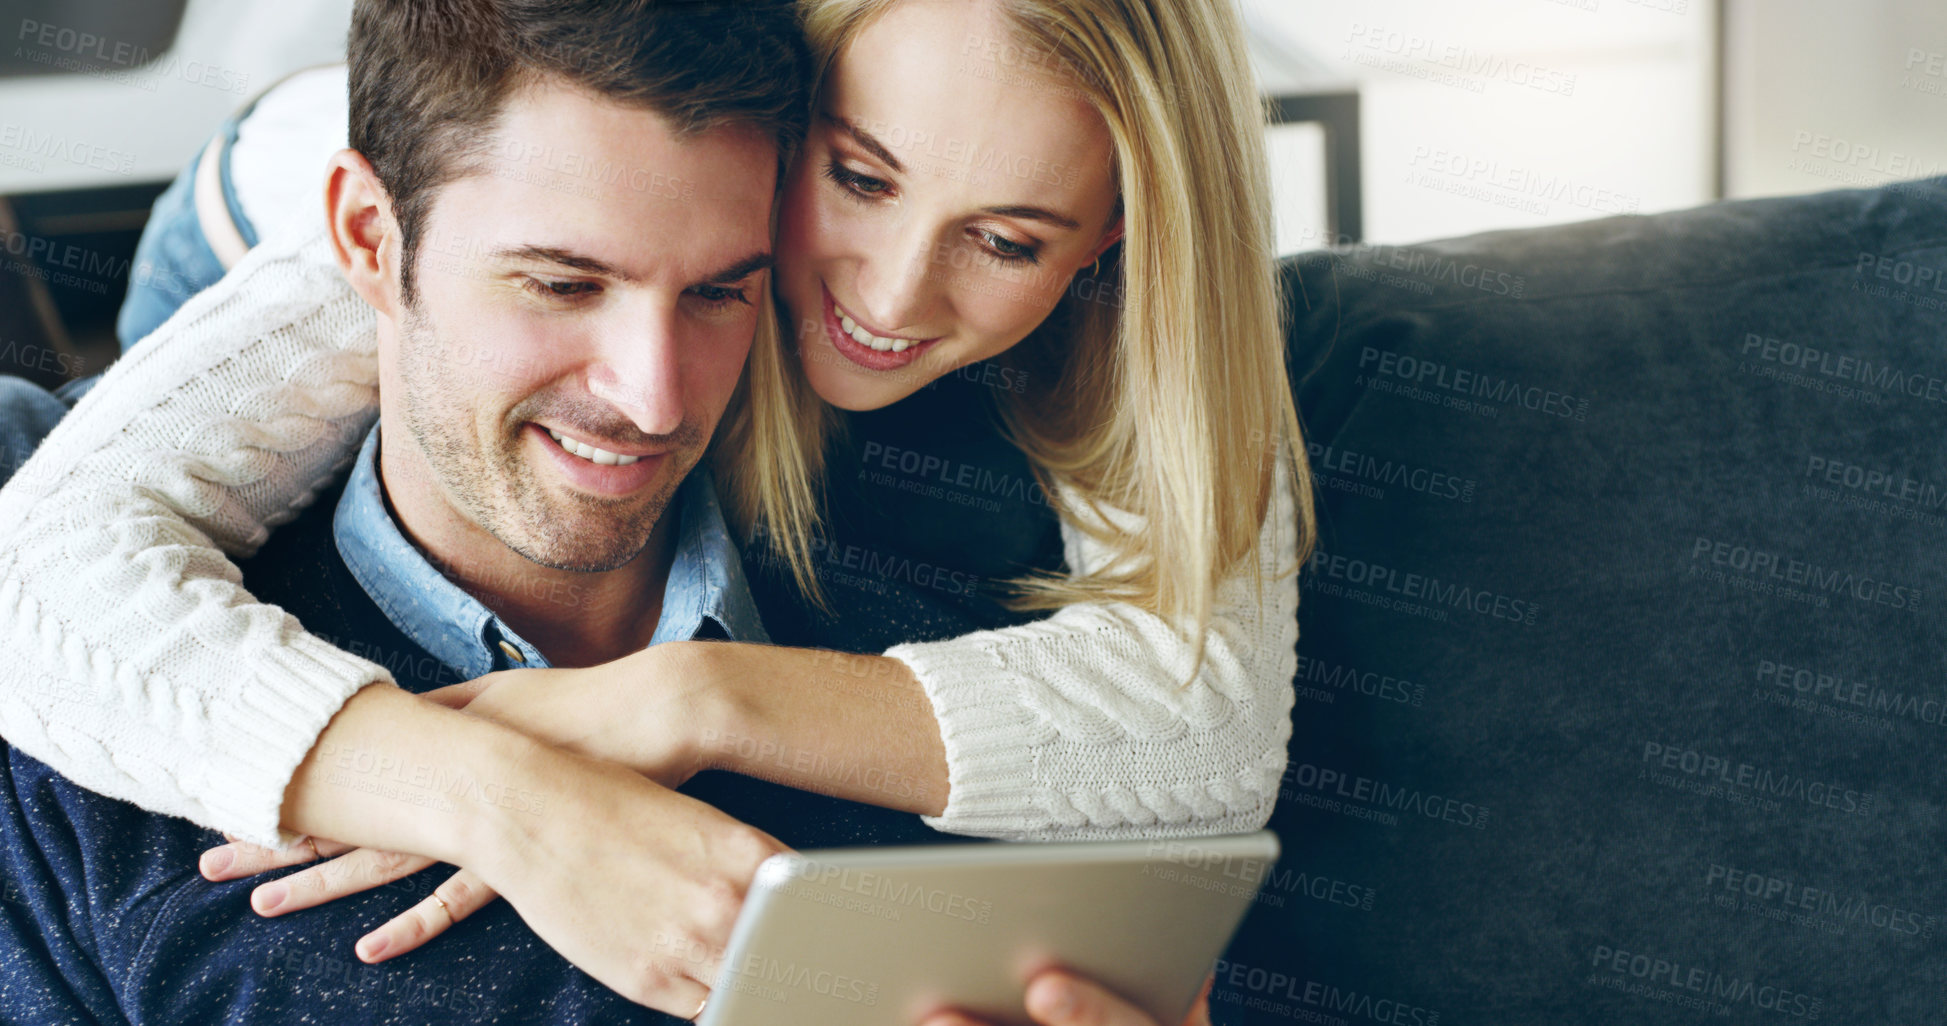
[692,285,751,307]
[524,278,600,299]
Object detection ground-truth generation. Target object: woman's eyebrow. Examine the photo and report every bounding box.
[821,112,905,174]
[822,113,1085,230]
[981,205,1081,230]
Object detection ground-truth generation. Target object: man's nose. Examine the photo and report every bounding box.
[853,218,940,334]
[583,309,686,437]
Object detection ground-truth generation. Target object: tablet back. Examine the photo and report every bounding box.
[700,831,1280,1026]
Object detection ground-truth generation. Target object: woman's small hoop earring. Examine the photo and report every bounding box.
[1090,255,1103,278]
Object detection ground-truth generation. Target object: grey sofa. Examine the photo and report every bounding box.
[1222,176,1947,1025]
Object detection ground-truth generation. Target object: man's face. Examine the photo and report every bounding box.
[378,79,778,572]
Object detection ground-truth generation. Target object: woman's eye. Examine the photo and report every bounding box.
[824,159,891,200]
[524,278,599,300]
[977,230,1040,265]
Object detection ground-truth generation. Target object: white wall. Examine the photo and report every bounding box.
[1723,0,1947,199]
[26,0,1934,253]
[1244,0,1717,252]
[0,0,353,195]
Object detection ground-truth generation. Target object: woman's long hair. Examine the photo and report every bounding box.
[716,0,1317,670]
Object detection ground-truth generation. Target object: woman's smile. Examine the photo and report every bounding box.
[820,280,946,370]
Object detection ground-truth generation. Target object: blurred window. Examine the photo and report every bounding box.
[3,0,193,80]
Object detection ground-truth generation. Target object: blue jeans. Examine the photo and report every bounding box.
[0,374,97,487]
[115,111,259,353]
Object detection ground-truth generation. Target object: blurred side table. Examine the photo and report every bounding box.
[1251,30,1364,243]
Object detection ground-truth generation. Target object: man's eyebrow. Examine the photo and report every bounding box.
[702,251,774,284]
[492,245,635,282]
[980,205,1082,231]
[490,246,773,286]
[822,112,904,175]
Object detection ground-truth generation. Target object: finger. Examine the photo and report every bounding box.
[918,1014,992,1026]
[639,933,726,1019]
[1025,969,1155,1026]
[650,931,727,1002]
[654,978,712,1022]
[355,869,499,963]
[618,951,711,1023]
[199,835,355,881]
[251,848,436,917]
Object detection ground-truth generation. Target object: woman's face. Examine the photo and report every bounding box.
[776,0,1123,410]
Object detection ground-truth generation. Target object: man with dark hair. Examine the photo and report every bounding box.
[343,0,810,305]
[0,1,932,1023]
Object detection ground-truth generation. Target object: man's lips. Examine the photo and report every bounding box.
[821,284,942,371]
[538,423,668,461]
[526,423,667,497]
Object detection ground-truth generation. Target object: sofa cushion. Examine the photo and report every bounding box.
[1221,176,1947,1025]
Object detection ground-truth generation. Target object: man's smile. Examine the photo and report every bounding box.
[527,422,669,497]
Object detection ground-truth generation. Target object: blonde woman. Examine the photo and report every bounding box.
[0,0,1311,1009]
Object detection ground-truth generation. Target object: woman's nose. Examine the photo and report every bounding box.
[851,219,940,334]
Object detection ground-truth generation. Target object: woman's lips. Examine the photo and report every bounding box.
[527,422,667,497]
[821,285,941,372]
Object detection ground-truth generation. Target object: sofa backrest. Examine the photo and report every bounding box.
[1221,176,1947,1026]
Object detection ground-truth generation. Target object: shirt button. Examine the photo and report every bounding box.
[497,640,526,664]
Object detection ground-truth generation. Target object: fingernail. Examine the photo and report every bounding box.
[358,935,390,961]
[199,848,233,878]
[252,883,286,914]
[1041,981,1077,1019]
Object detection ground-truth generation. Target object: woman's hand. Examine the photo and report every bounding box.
[920,969,1215,1026]
[217,743,789,1015]
[198,650,722,963]
[200,836,492,963]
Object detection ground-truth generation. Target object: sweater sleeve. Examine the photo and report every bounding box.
[0,227,387,848]
[885,457,1301,841]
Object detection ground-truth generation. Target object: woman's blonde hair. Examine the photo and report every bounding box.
[716,0,1317,665]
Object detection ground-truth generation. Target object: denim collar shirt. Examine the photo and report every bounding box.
[333,424,768,678]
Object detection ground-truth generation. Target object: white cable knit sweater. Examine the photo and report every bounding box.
[0,227,1299,849]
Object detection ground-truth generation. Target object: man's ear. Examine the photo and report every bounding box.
[323,149,402,318]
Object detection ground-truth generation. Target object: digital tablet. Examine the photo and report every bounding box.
[698,830,1281,1026]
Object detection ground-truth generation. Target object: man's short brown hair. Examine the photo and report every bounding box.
[347,0,811,301]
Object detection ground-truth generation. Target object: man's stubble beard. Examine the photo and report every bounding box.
[393,306,690,574]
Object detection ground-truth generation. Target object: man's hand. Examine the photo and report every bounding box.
[920,969,1215,1026]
